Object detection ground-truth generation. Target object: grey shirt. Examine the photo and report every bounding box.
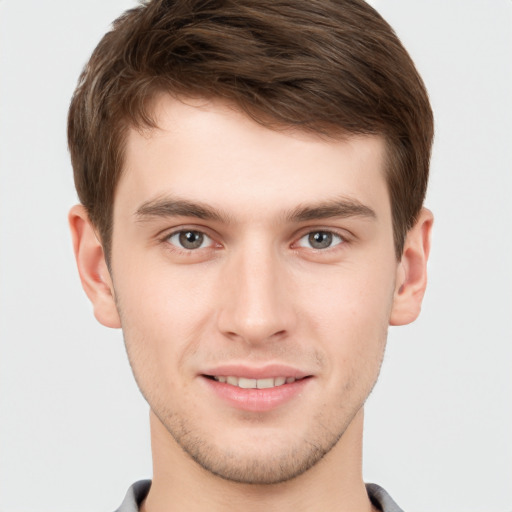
[115,480,404,512]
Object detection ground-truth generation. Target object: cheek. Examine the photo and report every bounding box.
[299,259,396,329]
[296,262,395,375]
[112,259,215,383]
[114,245,213,328]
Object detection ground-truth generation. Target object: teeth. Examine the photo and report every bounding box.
[238,377,257,389]
[213,376,297,389]
[257,378,274,389]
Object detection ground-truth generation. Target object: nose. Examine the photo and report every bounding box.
[216,243,295,345]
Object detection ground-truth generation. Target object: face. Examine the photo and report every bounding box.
[108,96,400,484]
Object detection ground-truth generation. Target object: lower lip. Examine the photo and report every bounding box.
[201,376,311,412]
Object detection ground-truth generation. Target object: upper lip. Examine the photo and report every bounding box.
[201,364,311,380]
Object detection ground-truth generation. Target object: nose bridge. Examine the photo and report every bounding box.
[217,237,293,344]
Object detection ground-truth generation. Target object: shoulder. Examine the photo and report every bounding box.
[366,483,404,512]
[114,480,151,512]
[113,480,402,512]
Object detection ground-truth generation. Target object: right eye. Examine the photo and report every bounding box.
[166,230,213,250]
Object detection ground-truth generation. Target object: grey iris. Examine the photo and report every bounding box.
[179,231,204,249]
[309,231,332,249]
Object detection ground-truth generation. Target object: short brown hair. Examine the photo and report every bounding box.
[68,0,433,260]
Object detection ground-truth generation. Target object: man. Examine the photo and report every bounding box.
[68,0,433,510]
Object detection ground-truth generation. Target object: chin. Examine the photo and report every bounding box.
[187,444,331,485]
[161,415,347,485]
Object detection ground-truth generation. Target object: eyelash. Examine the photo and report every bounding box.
[160,227,350,254]
[294,230,346,250]
[160,228,218,255]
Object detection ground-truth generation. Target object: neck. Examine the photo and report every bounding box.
[142,408,374,512]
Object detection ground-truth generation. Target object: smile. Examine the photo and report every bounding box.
[202,372,311,412]
[211,376,298,389]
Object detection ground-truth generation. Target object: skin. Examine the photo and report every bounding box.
[70,95,432,512]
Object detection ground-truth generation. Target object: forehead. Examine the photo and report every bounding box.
[116,95,390,221]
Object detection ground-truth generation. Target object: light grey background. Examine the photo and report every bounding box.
[0,1,511,511]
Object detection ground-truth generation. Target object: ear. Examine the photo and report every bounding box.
[68,205,121,328]
[389,208,433,326]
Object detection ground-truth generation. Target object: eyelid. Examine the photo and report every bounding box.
[155,223,353,253]
[167,230,213,250]
[158,224,222,250]
[157,223,215,239]
[292,226,353,246]
[295,230,344,250]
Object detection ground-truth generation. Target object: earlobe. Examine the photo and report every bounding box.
[68,205,121,329]
[389,208,433,326]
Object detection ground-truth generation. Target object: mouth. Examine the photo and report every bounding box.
[204,375,305,389]
[200,365,313,412]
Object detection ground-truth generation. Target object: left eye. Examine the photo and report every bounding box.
[297,231,344,250]
[167,230,212,250]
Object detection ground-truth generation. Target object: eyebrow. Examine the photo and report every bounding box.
[135,197,230,223]
[134,196,376,224]
[285,198,376,222]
